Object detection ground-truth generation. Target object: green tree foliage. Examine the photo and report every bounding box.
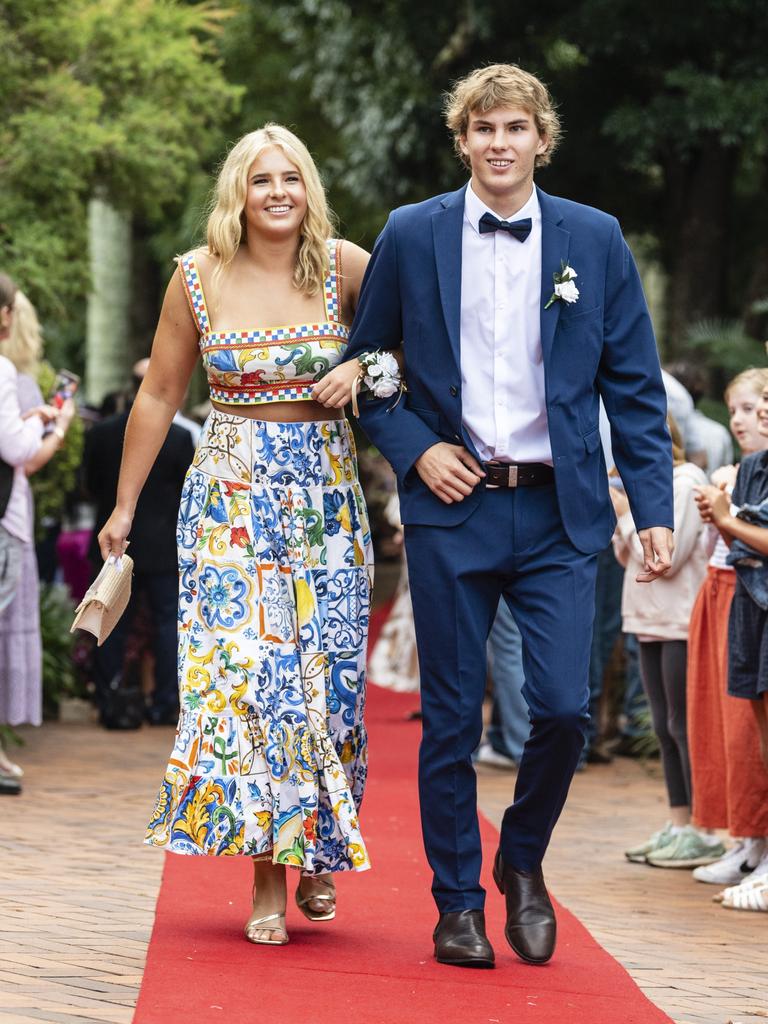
[212,3,383,242]
[39,583,83,717]
[0,0,241,343]
[267,0,768,346]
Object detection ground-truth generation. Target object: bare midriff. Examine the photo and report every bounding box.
[211,399,343,422]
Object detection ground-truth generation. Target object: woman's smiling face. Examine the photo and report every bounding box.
[243,146,308,240]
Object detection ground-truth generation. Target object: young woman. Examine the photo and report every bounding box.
[687,369,768,889]
[99,126,372,945]
[614,418,724,868]
[696,377,768,911]
[0,290,75,786]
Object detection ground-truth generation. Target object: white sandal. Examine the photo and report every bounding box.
[714,869,768,902]
[244,911,289,945]
[721,874,768,912]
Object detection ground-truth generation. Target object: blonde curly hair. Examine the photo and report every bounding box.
[205,124,335,296]
[5,290,42,376]
[444,64,561,169]
[725,367,768,403]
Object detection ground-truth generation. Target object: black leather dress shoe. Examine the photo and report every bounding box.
[493,850,556,964]
[433,909,495,968]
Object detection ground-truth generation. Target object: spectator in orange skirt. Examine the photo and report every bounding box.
[687,368,768,887]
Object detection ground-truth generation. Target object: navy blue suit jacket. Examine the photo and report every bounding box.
[345,185,673,554]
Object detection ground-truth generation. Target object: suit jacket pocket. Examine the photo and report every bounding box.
[582,426,601,453]
[559,304,603,332]
[406,403,441,433]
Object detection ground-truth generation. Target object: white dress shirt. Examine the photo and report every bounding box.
[460,184,551,464]
[0,355,43,543]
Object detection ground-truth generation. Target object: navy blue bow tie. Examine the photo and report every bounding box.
[478,212,532,242]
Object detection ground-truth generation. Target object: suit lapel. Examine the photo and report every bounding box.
[538,187,571,366]
[431,185,467,369]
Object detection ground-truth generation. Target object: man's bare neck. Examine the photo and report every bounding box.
[470,178,535,220]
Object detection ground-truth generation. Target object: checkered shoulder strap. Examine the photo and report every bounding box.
[323,238,341,323]
[177,251,211,335]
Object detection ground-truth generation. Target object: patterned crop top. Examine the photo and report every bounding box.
[179,239,348,406]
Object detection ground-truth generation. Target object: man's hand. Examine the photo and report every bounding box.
[414,443,484,504]
[636,526,674,583]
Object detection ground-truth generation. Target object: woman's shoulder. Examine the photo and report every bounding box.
[178,246,217,271]
[734,451,765,488]
[738,450,768,472]
[336,238,370,274]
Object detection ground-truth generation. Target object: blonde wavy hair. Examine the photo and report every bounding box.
[444,63,562,169]
[667,414,687,467]
[205,124,335,296]
[5,290,42,376]
[725,367,768,403]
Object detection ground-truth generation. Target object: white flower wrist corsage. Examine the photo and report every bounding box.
[351,351,405,417]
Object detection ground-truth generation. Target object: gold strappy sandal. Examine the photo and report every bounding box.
[295,877,336,922]
[244,911,289,946]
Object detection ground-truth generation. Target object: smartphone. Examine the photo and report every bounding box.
[49,369,80,409]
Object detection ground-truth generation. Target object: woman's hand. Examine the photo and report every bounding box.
[55,398,76,433]
[98,507,134,561]
[694,483,730,526]
[22,404,58,425]
[311,359,361,408]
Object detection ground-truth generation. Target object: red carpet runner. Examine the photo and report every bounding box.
[135,685,673,1024]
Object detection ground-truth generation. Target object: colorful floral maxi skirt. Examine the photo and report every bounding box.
[145,411,373,874]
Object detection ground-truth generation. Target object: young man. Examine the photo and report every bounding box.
[345,64,673,968]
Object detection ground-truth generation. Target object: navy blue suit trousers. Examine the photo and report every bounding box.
[405,482,597,912]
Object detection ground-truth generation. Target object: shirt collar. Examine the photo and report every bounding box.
[464,182,539,237]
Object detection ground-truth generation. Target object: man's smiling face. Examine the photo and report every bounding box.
[459,106,548,214]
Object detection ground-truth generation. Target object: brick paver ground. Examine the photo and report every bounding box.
[480,757,767,1024]
[1,716,765,1024]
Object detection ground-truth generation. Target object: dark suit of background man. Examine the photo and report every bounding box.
[343,64,674,969]
[84,384,193,727]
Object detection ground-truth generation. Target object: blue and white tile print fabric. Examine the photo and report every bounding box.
[145,411,373,874]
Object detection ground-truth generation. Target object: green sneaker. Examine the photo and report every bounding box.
[625,822,674,863]
[646,825,726,868]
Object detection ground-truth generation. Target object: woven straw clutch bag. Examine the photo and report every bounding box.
[70,554,134,646]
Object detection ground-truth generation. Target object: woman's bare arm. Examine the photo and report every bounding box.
[312,241,371,408]
[98,267,200,559]
[313,239,404,409]
[24,399,76,475]
[714,515,768,556]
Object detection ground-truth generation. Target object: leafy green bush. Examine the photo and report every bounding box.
[685,319,766,378]
[39,582,88,718]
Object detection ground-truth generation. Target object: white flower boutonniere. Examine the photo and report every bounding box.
[544,261,580,310]
[351,350,406,416]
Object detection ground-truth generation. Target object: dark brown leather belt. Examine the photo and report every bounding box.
[482,461,555,488]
